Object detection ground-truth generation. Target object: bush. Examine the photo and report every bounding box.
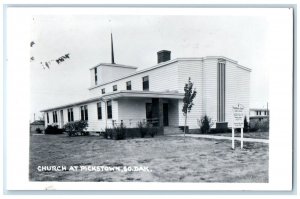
[197,115,214,134]
[63,120,88,136]
[103,127,113,139]
[112,124,126,140]
[137,121,147,138]
[103,124,126,140]
[249,119,269,132]
[45,125,64,134]
[137,120,158,138]
[35,128,42,134]
[209,128,231,134]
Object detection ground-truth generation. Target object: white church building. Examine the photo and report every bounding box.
[41,48,251,133]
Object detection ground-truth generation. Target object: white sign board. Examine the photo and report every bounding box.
[232,106,244,128]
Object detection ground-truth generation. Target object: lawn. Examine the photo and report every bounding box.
[212,131,269,139]
[29,134,268,182]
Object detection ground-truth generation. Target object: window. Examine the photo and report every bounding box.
[52,111,58,123]
[94,68,98,85]
[217,62,225,122]
[113,85,117,91]
[97,102,102,119]
[126,81,132,90]
[46,112,49,123]
[142,76,149,91]
[80,105,88,121]
[107,100,112,119]
[67,108,74,122]
[256,111,259,115]
[101,88,105,94]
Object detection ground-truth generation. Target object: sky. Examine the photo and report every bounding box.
[29,9,292,121]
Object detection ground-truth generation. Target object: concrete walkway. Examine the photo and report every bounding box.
[168,134,269,144]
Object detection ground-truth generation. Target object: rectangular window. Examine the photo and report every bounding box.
[126,81,132,90]
[80,105,88,121]
[52,111,58,123]
[67,108,74,122]
[113,85,117,91]
[94,68,98,85]
[142,76,149,91]
[256,111,259,115]
[107,101,112,119]
[101,88,105,94]
[46,112,49,123]
[217,62,225,122]
[97,102,102,119]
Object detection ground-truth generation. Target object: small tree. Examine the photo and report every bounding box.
[182,77,197,142]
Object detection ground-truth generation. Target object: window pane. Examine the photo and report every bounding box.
[81,106,84,120]
[107,101,112,119]
[142,76,149,91]
[126,81,131,90]
[97,103,102,119]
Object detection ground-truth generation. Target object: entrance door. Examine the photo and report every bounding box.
[163,103,169,126]
[60,110,64,128]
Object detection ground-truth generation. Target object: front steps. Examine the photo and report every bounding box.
[163,126,184,135]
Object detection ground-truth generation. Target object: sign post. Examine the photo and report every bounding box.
[232,105,244,149]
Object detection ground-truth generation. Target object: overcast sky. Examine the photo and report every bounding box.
[29,10,292,121]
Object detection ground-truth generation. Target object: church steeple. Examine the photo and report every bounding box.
[111,33,115,64]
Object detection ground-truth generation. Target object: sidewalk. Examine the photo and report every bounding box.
[168,134,269,144]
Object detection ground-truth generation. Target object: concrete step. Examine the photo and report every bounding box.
[164,127,184,135]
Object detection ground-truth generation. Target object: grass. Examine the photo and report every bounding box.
[29,134,268,182]
[211,131,269,139]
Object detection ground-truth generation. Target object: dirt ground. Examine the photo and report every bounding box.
[29,134,269,182]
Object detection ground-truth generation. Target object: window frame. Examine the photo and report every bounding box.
[126,81,132,90]
[80,105,88,121]
[142,76,149,91]
[94,68,98,85]
[113,85,118,91]
[97,102,102,120]
[46,112,49,123]
[67,108,74,122]
[101,88,105,94]
[107,100,112,119]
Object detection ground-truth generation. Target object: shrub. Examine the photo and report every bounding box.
[103,124,126,140]
[249,119,269,132]
[104,127,114,139]
[137,120,157,138]
[244,116,249,132]
[137,121,147,138]
[63,120,88,136]
[112,124,126,140]
[197,115,214,134]
[35,128,42,134]
[45,125,64,134]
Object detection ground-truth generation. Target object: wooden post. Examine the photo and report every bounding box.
[241,128,244,149]
[232,127,235,149]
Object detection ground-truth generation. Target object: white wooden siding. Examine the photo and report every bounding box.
[89,62,179,97]
[117,98,148,128]
[225,61,250,127]
[203,58,218,128]
[177,60,203,129]
[168,99,179,126]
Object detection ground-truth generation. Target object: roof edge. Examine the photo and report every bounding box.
[89,63,138,70]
